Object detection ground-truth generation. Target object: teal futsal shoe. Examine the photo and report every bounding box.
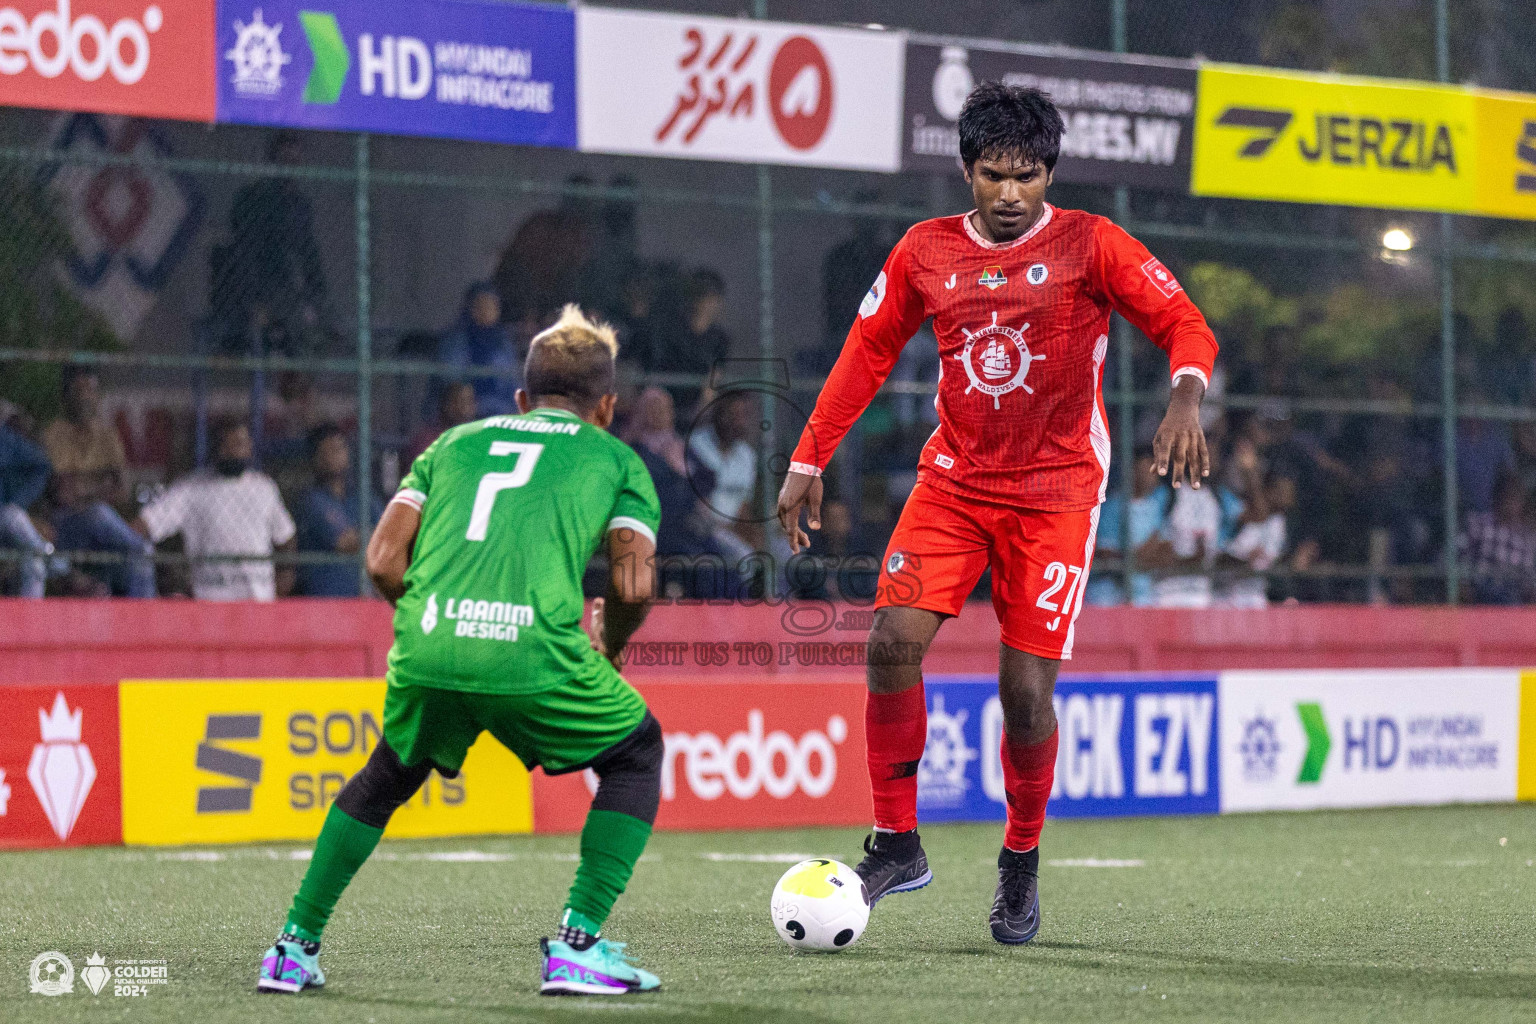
[540,937,661,995]
[257,938,325,993]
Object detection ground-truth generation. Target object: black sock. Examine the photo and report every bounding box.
[875,828,921,854]
[277,931,320,957]
[556,922,599,951]
[999,846,1040,874]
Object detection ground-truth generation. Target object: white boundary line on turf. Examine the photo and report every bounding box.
[1047,858,1145,868]
[699,853,816,863]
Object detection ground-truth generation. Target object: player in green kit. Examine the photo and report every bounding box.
[257,305,666,997]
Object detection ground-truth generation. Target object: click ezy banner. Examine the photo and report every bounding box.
[215,0,576,148]
[576,7,905,172]
[119,679,532,845]
[1192,63,1536,221]
[916,675,1220,822]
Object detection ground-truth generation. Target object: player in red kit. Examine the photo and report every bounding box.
[776,84,1217,944]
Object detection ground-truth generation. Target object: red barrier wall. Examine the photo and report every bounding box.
[3,598,1536,685]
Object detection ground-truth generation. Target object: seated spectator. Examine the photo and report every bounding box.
[687,390,758,564]
[645,269,732,411]
[1086,453,1171,607]
[135,420,296,601]
[0,416,53,597]
[1458,474,1536,605]
[293,424,380,597]
[406,381,478,467]
[438,282,519,416]
[42,367,155,597]
[1150,449,1244,609]
[1217,440,1292,607]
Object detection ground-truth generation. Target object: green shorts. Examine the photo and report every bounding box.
[382,664,648,775]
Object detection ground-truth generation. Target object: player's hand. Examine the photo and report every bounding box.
[1153,377,1209,489]
[776,470,824,553]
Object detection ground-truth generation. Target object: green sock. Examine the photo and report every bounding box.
[285,804,385,939]
[563,809,652,929]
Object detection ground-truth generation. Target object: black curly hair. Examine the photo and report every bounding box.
[957,82,1066,172]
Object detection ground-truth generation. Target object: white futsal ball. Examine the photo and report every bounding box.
[770,858,869,952]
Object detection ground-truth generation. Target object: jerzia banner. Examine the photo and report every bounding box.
[903,42,1197,190]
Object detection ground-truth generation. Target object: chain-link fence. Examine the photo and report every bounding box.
[2,1,1535,606]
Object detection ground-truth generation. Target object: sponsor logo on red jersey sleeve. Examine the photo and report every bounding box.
[1141,257,1183,298]
[859,270,886,318]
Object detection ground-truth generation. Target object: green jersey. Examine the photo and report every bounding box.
[386,407,661,695]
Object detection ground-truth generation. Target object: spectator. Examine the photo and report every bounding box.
[493,175,595,330]
[578,174,643,331]
[0,417,53,597]
[42,367,155,597]
[406,381,478,468]
[1456,394,1515,516]
[1086,453,1171,607]
[806,196,892,376]
[1458,473,1536,605]
[645,269,732,411]
[293,425,379,597]
[438,282,519,416]
[1218,440,1291,608]
[1151,449,1244,609]
[212,131,329,355]
[623,387,712,559]
[135,420,296,601]
[686,389,759,562]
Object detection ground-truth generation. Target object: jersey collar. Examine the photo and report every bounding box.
[531,407,581,420]
[961,203,1053,251]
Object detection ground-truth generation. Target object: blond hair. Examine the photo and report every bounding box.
[530,303,619,357]
[525,304,619,409]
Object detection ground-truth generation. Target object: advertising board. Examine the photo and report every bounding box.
[0,684,121,847]
[1218,669,1520,812]
[215,0,575,147]
[577,7,904,172]
[531,680,872,833]
[119,679,532,845]
[0,0,216,120]
[903,42,1196,189]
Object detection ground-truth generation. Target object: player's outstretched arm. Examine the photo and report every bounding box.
[776,470,824,553]
[593,526,656,669]
[365,500,422,605]
[1153,375,1209,489]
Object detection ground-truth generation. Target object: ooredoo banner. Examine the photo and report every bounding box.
[918,675,1220,823]
[0,0,215,121]
[215,0,576,148]
[576,7,905,172]
[119,679,532,845]
[0,684,122,847]
[904,42,1197,189]
[532,680,871,833]
[1219,669,1520,812]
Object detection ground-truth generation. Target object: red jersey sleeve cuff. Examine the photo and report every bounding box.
[1171,366,1209,389]
[788,461,823,478]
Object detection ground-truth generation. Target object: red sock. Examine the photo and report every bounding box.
[1001,728,1058,852]
[865,683,927,833]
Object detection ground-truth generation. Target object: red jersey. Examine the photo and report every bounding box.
[789,204,1218,512]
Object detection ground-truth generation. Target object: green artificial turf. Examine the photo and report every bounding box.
[4,806,1536,1023]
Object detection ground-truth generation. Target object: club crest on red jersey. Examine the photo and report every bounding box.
[954,312,1046,409]
[977,266,1007,290]
[1141,257,1182,298]
[1026,262,1049,285]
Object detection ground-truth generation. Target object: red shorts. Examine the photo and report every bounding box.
[875,481,1101,660]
